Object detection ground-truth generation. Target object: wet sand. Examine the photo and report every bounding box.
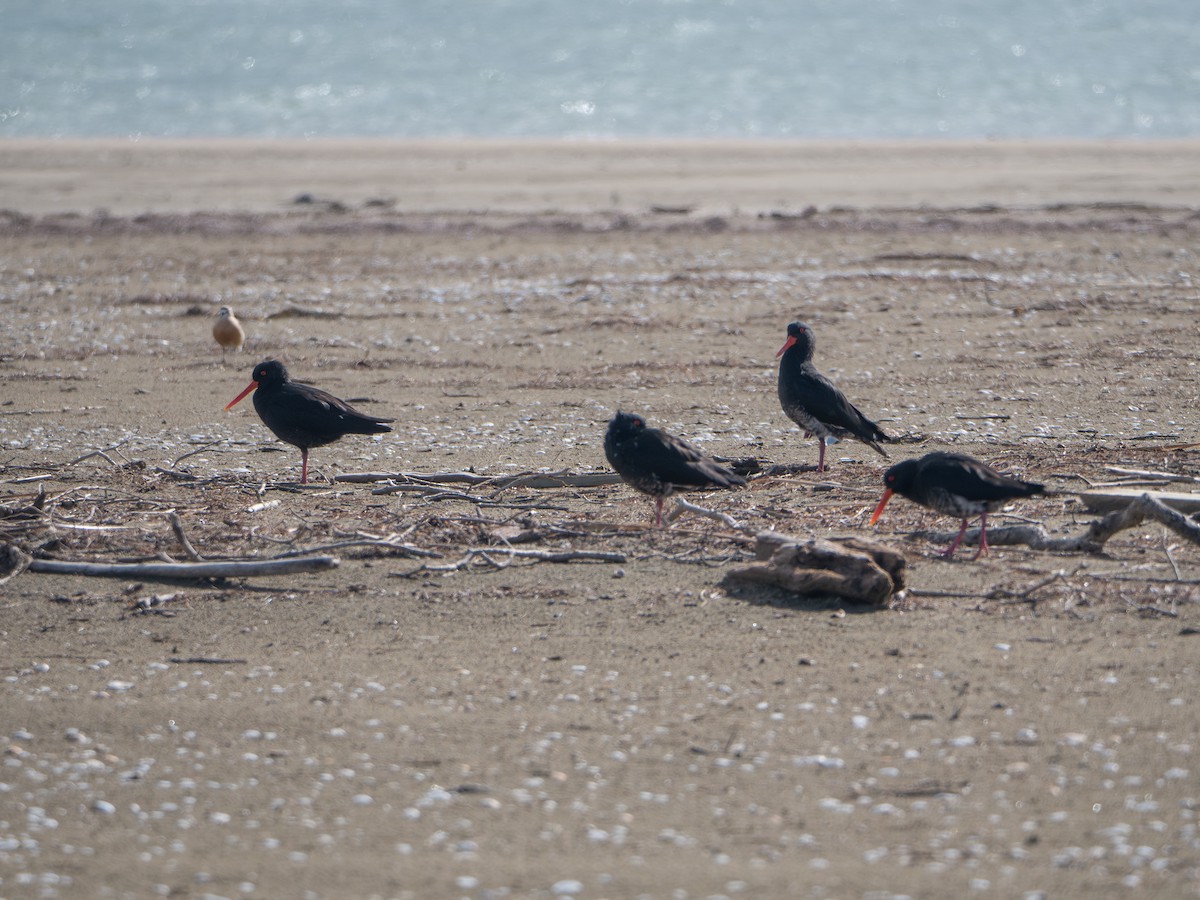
[1,140,1199,899]
[4,138,1200,215]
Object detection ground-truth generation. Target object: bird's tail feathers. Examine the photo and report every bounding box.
[866,429,892,458]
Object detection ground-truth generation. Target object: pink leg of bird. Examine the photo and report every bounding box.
[654,496,665,527]
[942,518,970,558]
[817,439,826,474]
[300,449,309,485]
[972,511,990,560]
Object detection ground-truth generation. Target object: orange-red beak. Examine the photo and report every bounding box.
[868,489,893,526]
[224,381,257,411]
[775,335,796,359]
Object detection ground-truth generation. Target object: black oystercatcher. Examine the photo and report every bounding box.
[212,306,245,364]
[224,359,393,484]
[868,451,1045,559]
[604,411,746,526]
[776,321,891,473]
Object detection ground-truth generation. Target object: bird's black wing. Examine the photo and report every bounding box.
[295,384,392,429]
[790,367,890,448]
[630,428,745,490]
[258,383,392,447]
[919,453,1043,502]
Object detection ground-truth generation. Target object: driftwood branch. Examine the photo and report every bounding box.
[1079,488,1200,515]
[338,471,494,485]
[22,554,339,581]
[921,493,1200,554]
[488,548,625,563]
[400,546,625,577]
[723,532,906,607]
[67,437,133,467]
[339,470,622,490]
[371,483,480,501]
[368,480,574,513]
[986,567,1083,605]
[153,466,201,481]
[269,538,440,559]
[167,511,204,561]
[173,441,223,467]
[1126,493,1200,543]
[489,471,624,491]
[665,497,742,529]
[1104,466,1200,485]
[2,473,53,485]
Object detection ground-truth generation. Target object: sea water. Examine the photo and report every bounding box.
[4,0,1199,139]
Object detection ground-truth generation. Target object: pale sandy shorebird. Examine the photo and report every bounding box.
[212,306,245,363]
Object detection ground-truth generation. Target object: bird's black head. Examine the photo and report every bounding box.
[608,410,647,440]
[882,457,918,493]
[251,359,289,388]
[776,321,815,361]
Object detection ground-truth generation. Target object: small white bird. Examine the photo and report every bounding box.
[212,306,245,364]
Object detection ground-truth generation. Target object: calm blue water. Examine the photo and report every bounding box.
[5,0,1199,139]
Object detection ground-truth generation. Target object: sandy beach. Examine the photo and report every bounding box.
[1,140,1199,899]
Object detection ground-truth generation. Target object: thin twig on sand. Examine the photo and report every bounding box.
[488,471,624,491]
[371,483,481,501]
[269,538,440,559]
[168,656,249,665]
[338,471,494,485]
[987,567,1082,605]
[399,546,625,577]
[173,441,224,467]
[68,438,133,467]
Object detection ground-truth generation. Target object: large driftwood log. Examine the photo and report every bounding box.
[723,532,906,607]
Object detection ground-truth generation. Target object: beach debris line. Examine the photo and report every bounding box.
[723,532,906,608]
